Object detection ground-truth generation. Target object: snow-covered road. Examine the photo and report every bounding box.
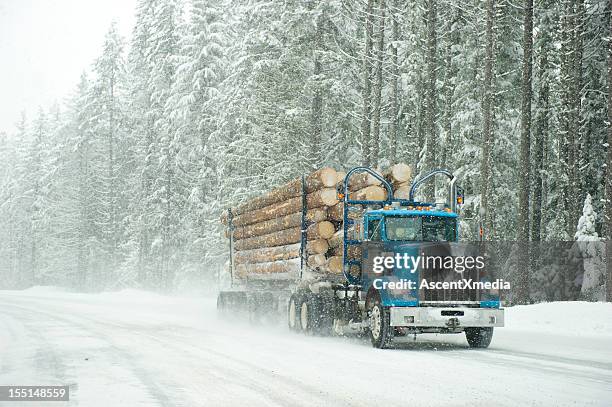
[0,288,611,406]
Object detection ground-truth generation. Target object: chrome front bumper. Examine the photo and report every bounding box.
[389,306,504,328]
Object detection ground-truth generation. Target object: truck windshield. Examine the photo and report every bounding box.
[385,216,456,242]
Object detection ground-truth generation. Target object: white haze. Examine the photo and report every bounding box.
[0,0,136,134]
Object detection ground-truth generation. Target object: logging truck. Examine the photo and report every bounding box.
[217,166,504,349]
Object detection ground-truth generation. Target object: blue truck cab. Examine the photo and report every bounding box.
[340,167,504,348]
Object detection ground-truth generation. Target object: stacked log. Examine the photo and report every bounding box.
[231,189,337,227]
[383,163,413,187]
[394,183,411,199]
[231,208,328,240]
[223,167,337,220]
[326,163,413,267]
[225,163,414,278]
[225,167,339,276]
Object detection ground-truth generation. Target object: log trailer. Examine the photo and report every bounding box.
[217,167,504,349]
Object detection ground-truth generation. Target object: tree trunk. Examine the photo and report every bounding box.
[234,243,301,264]
[339,171,382,191]
[108,72,117,277]
[349,185,387,201]
[311,9,324,166]
[233,221,335,251]
[235,259,301,277]
[308,253,328,267]
[560,0,579,237]
[227,167,337,217]
[325,256,344,274]
[606,5,612,302]
[231,188,338,227]
[480,0,494,240]
[570,0,585,230]
[370,0,386,168]
[516,0,534,304]
[389,0,399,164]
[324,187,386,222]
[361,0,374,165]
[232,208,328,240]
[328,202,365,222]
[330,244,362,258]
[383,163,412,185]
[424,0,438,201]
[393,182,411,199]
[307,239,330,255]
[442,8,460,172]
[328,229,343,249]
[531,31,550,243]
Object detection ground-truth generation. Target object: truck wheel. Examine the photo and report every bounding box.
[313,296,333,336]
[217,293,226,312]
[465,327,494,348]
[288,294,299,331]
[368,300,393,349]
[247,295,261,325]
[299,296,311,333]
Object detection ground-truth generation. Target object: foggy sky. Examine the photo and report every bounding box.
[0,0,136,135]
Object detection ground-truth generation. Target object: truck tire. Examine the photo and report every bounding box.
[216,293,227,314]
[247,294,261,325]
[465,327,494,348]
[288,294,300,331]
[299,295,312,333]
[368,299,393,349]
[313,295,334,336]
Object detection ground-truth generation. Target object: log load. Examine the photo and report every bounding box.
[231,188,337,227]
[383,163,413,186]
[327,185,386,222]
[349,185,387,201]
[235,258,301,277]
[335,171,347,186]
[339,171,382,191]
[307,253,327,267]
[229,167,337,218]
[327,202,343,222]
[327,202,365,222]
[234,243,300,264]
[325,256,344,274]
[231,208,327,240]
[307,239,330,255]
[225,163,414,279]
[233,221,335,251]
[330,244,362,258]
[328,229,343,250]
[394,182,411,199]
[233,240,328,265]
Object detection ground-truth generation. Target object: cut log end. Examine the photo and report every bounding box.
[385,163,413,184]
[307,239,329,254]
[319,188,339,207]
[319,167,339,188]
[326,256,343,274]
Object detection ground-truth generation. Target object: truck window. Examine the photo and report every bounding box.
[385,216,457,242]
[368,219,382,241]
[386,217,420,241]
[422,216,457,242]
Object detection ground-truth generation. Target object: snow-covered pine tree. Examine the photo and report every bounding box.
[90,22,129,287]
[574,194,605,300]
[166,0,227,286]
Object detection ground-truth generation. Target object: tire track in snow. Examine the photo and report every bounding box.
[0,299,353,407]
[0,301,175,407]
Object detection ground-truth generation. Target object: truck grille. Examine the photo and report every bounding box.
[419,266,481,303]
[418,246,481,304]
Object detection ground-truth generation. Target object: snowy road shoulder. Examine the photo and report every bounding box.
[0,288,611,407]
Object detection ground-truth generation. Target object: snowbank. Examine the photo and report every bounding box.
[505,301,612,336]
